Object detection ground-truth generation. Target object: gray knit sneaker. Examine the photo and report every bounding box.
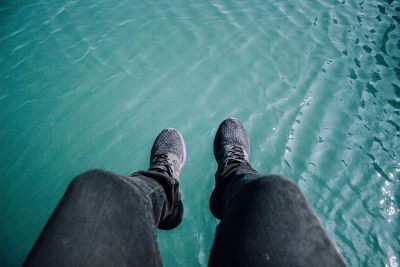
[149,128,186,181]
[214,118,250,167]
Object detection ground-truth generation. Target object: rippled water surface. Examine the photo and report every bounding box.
[1,0,399,266]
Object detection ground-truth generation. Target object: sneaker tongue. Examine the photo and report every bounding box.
[224,145,247,157]
[149,153,181,180]
[219,145,249,167]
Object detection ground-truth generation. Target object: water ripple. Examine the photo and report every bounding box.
[1,0,399,266]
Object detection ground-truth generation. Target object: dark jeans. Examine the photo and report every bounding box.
[209,163,346,266]
[24,164,346,267]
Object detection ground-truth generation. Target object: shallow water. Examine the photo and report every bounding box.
[1,0,399,266]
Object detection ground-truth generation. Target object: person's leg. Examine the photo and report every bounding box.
[24,129,186,267]
[209,119,346,267]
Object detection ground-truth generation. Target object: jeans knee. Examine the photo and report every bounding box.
[243,175,300,195]
[69,169,117,189]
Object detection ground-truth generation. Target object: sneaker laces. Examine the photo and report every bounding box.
[150,154,173,176]
[224,145,248,165]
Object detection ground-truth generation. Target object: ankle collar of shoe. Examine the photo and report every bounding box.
[150,154,173,174]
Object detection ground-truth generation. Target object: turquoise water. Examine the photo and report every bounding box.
[1,0,399,266]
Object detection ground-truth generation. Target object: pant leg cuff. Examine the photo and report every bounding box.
[158,199,184,230]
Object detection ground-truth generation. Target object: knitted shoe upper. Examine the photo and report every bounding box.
[149,128,186,180]
[213,118,250,166]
